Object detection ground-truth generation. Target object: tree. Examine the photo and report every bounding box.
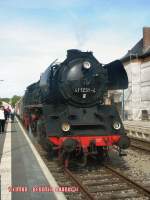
[11,95,21,107]
[0,98,10,103]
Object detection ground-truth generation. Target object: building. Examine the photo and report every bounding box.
[115,27,150,120]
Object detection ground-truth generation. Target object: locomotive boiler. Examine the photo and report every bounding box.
[20,49,130,167]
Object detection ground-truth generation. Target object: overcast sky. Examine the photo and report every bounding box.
[0,0,150,97]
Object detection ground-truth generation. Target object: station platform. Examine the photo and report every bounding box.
[123,120,150,142]
[0,119,66,200]
[124,120,150,128]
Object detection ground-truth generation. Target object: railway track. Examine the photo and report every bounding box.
[124,123,150,152]
[34,142,85,200]
[35,141,150,200]
[130,137,150,152]
[64,164,150,200]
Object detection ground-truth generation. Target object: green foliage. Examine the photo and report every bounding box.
[0,98,10,104]
[11,95,21,107]
[0,95,21,107]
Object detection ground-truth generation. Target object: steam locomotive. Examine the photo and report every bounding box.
[16,49,130,167]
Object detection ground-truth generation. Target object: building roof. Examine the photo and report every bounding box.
[121,38,150,62]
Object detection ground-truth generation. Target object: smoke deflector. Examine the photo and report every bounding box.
[104,60,128,90]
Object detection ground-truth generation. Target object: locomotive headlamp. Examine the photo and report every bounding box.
[113,121,121,130]
[83,61,91,69]
[61,122,71,132]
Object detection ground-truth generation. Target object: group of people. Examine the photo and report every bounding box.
[0,106,15,134]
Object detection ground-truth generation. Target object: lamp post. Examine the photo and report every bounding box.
[122,89,125,120]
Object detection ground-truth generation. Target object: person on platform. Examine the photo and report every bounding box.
[0,106,5,133]
[4,106,11,121]
[11,107,15,122]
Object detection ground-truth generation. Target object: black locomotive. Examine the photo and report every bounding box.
[18,49,130,167]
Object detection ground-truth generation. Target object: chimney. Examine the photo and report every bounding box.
[143,27,150,52]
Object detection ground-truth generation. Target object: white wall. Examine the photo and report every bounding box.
[123,59,150,120]
[141,61,150,115]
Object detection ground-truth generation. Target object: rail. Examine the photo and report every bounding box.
[130,137,150,152]
[64,165,150,199]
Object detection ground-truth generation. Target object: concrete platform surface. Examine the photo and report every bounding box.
[0,119,67,200]
[123,120,150,141]
[124,120,150,129]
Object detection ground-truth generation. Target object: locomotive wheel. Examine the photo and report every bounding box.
[76,153,87,167]
[47,143,55,160]
[37,119,46,145]
[71,149,88,168]
[58,149,70,168]
[36,119,42,143]
[97,147,109,162]
[31,121,37,136]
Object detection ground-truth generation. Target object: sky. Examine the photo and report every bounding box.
[0,0,150,97]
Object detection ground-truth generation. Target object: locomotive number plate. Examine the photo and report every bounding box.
[74,88,96,93]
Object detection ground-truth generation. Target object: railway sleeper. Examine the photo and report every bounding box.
[86,183,129,192]
[88,185,137,193]
[79,174,115,181]
[83,179,122,186]
[94,190,141,199]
